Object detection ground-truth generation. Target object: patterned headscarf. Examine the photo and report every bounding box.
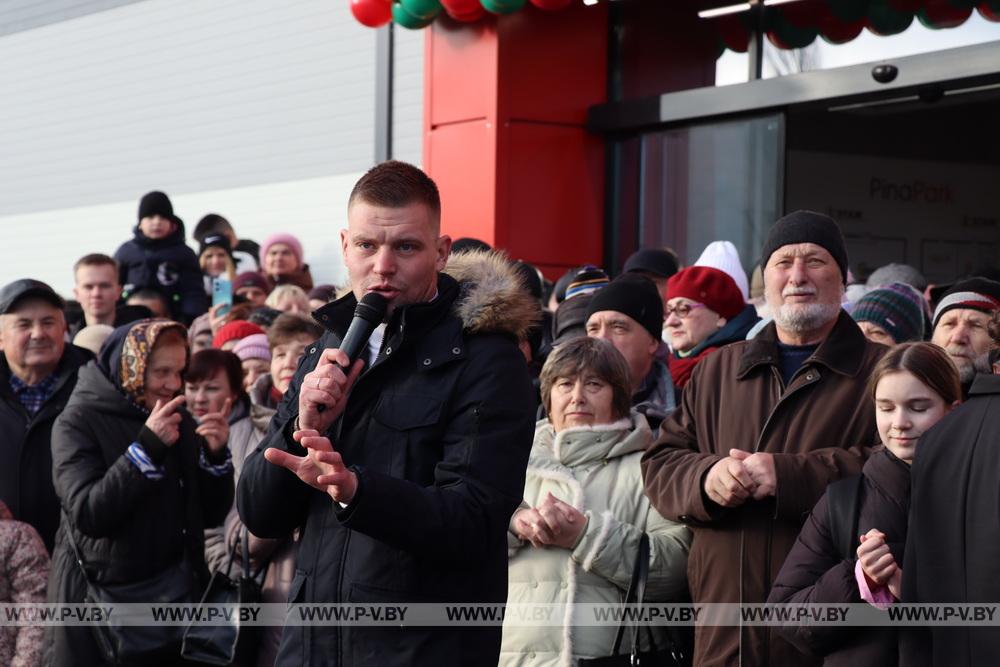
[97,318,188,410]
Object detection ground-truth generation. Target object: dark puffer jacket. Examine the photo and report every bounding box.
[768,447,910,665]
[238,250,539,667]
[113,220,207,323]
[45,361,233,666]
[0,345,92,552]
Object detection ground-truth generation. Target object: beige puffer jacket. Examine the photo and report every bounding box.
[500,412,691,667]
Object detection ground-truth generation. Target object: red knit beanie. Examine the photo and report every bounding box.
[213,320,265,349]
[666,266,745,320]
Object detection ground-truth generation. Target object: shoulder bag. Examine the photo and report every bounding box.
[181,526,268,666]
[62,511,194,663]
[579,532,690,667]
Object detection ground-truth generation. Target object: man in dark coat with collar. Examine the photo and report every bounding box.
[902,313,1000,666]
[642,211,886,667]
[0,279,92,552]
[238,161,538,666]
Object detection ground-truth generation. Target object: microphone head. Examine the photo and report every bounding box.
[354,292,389,324]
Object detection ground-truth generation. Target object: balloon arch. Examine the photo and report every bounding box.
[350,0,1000,58]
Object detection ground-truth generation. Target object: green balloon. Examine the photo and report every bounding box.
[767,10,818,49]
[392,2,434,28]
[480,0,526,15]
[828,0,868,23]
[400,0,442,20]
[867,0,913,36]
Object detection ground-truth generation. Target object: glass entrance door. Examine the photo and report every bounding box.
[636,113,784,270]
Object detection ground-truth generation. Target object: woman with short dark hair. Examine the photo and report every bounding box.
[500,336,691,665]
[184,347,291,667]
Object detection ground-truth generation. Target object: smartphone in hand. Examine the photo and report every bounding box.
[212,277,233,317]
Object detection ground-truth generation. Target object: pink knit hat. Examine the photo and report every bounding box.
[213,321,265,349]
[260,233,304,267]
[232,333,271,362]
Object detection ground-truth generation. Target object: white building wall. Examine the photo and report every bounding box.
[0,0,424,296]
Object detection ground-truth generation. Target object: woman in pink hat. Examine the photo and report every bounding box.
[258,232,314,292]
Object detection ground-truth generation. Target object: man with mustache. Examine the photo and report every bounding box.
[929,277,1000,396]
[642,211,886,666]
[0,279,91,552]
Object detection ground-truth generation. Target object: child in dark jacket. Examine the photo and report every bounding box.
[113,191,208,324]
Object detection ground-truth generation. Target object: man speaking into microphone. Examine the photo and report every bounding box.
[237,161,537,666]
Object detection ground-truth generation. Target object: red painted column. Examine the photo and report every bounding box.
[423,4,608,279]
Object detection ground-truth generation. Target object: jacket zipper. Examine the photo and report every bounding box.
[336,521,352,665]
[743,365,818,666]
[752,366,818,454]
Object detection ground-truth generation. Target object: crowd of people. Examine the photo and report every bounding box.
[0,160,999,666]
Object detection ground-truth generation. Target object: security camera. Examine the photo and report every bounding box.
[871,64,898,84]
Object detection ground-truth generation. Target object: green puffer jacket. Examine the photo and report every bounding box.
[500,412,692,667]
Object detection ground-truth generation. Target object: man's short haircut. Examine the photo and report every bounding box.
[74,253,119,277]
[127,288,169,309]
[193,214,234,244]
[267,313,323,350]
[348,160,441,226]
[539,336,632,422]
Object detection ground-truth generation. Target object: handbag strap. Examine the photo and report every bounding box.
[61,509,93,584]
[243,525,252,580]
[610,532,651,656]
[230,524,272,581]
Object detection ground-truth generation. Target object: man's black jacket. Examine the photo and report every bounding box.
[0,344,91,551]
[239,253,539,667]
[902,373,1000,666]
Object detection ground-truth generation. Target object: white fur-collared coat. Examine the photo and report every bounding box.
[500,412,691,667]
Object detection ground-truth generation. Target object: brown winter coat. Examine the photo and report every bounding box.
[768,447,910,665]
[641,312,886,667]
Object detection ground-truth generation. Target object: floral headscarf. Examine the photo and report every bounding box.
[97,318,188,410]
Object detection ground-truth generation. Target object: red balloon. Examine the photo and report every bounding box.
[921,0,973,28]
[530,0,572,10]
[448,3,486,20]
[819,17,864,43]
[980,2,1000,22]
[717,14,750,53]
[350,0,392,27]
[441,0,481,15]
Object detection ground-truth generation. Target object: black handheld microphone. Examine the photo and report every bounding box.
[315,292,388,412]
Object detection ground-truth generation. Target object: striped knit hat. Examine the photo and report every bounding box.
[564,266,610,300]
[851,282,926,344]
[932,277,1000,328]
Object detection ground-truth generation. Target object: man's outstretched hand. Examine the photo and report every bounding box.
[264,429,358,504]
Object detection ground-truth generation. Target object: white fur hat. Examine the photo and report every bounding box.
[694,241,749,300]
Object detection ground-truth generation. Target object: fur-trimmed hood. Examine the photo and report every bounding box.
[443,249,541,340]
[330,249,541,340]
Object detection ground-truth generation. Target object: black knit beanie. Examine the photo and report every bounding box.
[138,191,176,222]
[199,234,233,259]
[760,211,849,284]
[585,274,664,342]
